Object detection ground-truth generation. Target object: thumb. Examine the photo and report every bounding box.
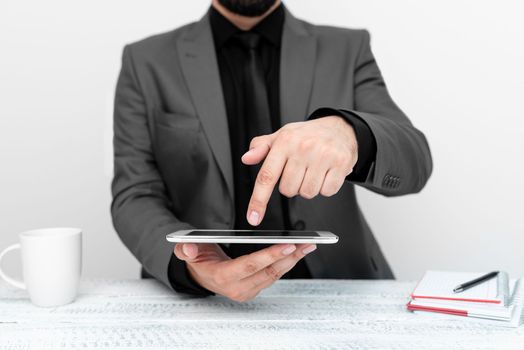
[174,243,199,261]
[242,134,275,165]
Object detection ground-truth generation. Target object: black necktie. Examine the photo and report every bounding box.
[236,32,273,136]
[226,31,285,258]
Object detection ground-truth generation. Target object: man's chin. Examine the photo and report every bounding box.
[217,0,278,17]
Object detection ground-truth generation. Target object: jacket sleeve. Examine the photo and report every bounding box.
[341,30,433,196]
[111,45,195,290]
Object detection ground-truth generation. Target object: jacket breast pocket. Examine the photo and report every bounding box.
[153,109,201,130]
[153,109,203,156]
[152,109,210,193]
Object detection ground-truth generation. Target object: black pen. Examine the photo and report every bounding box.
[453,271,499,293]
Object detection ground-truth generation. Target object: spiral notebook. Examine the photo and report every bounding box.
[407,270,523,327]
[411,270,510,304]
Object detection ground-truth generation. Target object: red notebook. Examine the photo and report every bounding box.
[410,270,509,304]
[407,271,522,325]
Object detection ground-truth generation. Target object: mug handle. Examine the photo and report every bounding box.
[0,243,26,289]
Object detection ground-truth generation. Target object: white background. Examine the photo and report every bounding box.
[1,0,523,281]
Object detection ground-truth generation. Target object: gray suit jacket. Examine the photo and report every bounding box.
[111,8,432,290]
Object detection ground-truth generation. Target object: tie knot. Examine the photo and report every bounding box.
[235,31,261,50]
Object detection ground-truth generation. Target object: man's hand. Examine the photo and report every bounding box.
[242,116,358,226]
[174,243,316,302]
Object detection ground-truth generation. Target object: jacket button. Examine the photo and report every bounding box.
[383,174,392,187]
[294,220,306,230]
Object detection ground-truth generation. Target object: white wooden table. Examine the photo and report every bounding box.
[0,279,522,349]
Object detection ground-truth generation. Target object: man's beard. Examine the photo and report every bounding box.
[217,0,278,17]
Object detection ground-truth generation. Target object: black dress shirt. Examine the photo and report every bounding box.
[167,5,377,295]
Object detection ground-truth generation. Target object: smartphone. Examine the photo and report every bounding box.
[166,229,338,244]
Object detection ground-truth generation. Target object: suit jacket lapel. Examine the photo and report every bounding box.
[176,13,234,203]
[280,8,317,125]
[280,9,322,274]
[175,8,317,212]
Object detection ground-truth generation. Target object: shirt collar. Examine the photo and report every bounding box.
[210,4,285,48]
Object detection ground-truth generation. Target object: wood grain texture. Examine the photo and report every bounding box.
[0,279,522,349]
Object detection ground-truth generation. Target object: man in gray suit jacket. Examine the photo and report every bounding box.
[111,0,432,302]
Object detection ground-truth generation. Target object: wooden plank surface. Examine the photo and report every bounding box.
[0,279,523,349]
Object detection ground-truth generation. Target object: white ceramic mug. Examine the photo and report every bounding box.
[0,227,82,307]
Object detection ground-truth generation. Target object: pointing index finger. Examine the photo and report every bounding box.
[246,149,287,226]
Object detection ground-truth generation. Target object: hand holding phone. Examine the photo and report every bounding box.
[173,242,317,303]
